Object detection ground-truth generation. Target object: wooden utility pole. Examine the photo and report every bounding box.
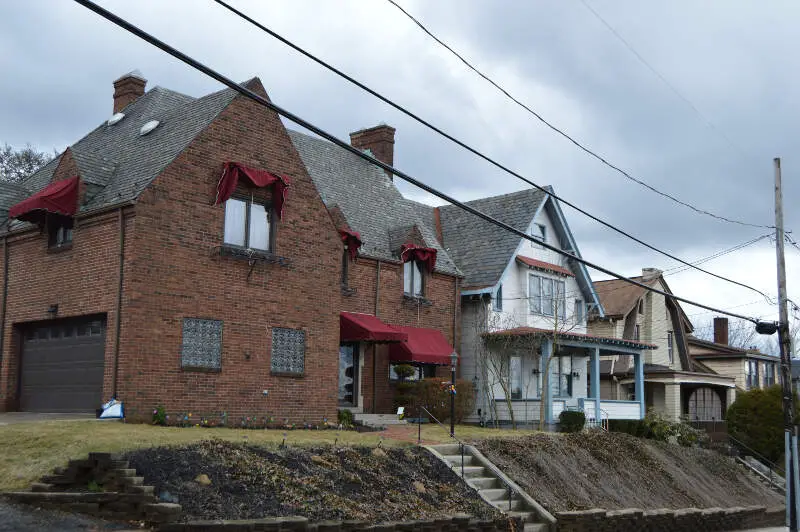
[775,157,798,530]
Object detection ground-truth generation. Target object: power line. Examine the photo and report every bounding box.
[384,0,774,230]
[661,232,774,277]
[577,0,754,166]
[210,0,773,304]
[72,0,768,327]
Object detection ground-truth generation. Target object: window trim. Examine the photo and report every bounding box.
[509,355,523,399]
[493,284,503,312]
[667,331,674,364]
[634,324,641,341]
[554,355,573,398]
[222,195,275,253]
[528,273,566,318]
[403,260,426,298]
[574,299,584,324]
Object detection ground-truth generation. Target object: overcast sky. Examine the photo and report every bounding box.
[1,0,797,345]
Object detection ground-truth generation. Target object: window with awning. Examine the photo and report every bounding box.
[388,325,454,366]
[8,176,80,225]
[214,162,290,219]
[400,243,437,272]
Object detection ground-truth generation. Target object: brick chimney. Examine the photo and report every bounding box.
[113,71,146,114]
[713,317,729,345]
[641,267,663,281]
[349,125,396,180]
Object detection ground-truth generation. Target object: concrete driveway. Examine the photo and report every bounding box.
[0,412,95,426]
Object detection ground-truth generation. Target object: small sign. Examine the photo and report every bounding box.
[397,407,405,419]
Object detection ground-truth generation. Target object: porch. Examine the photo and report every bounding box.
[480,327,656,426]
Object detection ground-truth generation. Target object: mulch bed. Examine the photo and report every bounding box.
[475,431,784,513]
[125,440,500,523]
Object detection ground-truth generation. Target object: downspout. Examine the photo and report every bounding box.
[0,236,8,403]
[453,276,459,378]
[112,208,125,398]
[373,260,381,414]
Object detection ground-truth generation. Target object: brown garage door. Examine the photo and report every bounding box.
[19,317,106,413]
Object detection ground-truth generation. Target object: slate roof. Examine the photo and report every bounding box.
[287,130,461,276]
[437,188,548,288]
[3,82,240,226]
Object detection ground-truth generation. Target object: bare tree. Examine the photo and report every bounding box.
[694,317,760,350]
[0,143,53,183]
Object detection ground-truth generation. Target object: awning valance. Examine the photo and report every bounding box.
[400,243,437,272]
[339,229,362,260]
[8,176,80,224]
[340,312,407,343]
[214,162,291,219]
[389,326,453,365]
[516,255,574,277]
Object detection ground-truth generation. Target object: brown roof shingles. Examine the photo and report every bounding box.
[592,275,658,318]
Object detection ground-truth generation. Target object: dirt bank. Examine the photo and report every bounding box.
[475,432,783,513]
[126,440,501,523]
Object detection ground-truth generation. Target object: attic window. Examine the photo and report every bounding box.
[139,120,160,136]
[107,113,125,126]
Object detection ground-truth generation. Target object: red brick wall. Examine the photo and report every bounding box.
[343,256,459,413]
[117,80,343,424]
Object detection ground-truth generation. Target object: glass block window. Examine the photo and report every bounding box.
[271,327,305,374]
[181,318,223,369]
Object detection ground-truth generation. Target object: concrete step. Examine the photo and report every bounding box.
[491,498,524,512]
[352,413,407,427]
[458,466,486,478]
[469,477,500,490]
[524,523,550,532]
[441,454,475,467]
[429,444,461,455]
[478,488,508,501]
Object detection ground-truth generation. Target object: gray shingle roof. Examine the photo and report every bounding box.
[8,83,240,226]
[288,130,460,276]
[438,188,548,288]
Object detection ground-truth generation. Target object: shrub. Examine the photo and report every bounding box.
[559,410,585,432]
[392,381,416,412]
[727,385,796,463]
[152,405,167,426]
[337,409,354,427]
[608,409,708,447]
[393,364,417,381]
[407,377,476,423]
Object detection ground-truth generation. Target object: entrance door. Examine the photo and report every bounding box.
[338,344,359,407]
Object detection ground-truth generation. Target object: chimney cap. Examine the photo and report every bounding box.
[349,123,396,136]
[114,69,146,84]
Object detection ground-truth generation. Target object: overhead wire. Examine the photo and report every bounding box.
[71,0,768,326]
[210,0,774,304]
[383,0,774,230]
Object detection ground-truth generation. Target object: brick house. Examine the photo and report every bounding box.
[0,72,461,423]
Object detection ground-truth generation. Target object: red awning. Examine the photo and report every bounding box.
[340,312,408,343]
[400,243,437,272]
[516,255,574,277]
[214,162,291,219]
[8,176,80,224]
[339,229,362,260]
[389,326,453,365]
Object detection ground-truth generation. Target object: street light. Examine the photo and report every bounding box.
[450,351,458,438]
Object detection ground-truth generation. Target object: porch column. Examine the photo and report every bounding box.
[591,347,600,421]
[664,383,681,421]
[726,387,736,413]
[542,337,554,425]
[634,351,645,418]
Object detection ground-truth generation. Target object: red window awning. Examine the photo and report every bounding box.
[389,326,454,365]
[339,229,362,260]
[214,162,291,219]
[340,312,408,343]
[8,176,80,224]
[400,243,437,272]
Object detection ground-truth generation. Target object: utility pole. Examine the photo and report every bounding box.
[775,157,798,530]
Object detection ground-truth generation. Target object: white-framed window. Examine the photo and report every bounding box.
[531,223,546,247]
[223,197,271,251]
[554,355,573,397]
[509,356,522,399]
[667,331,674,364]
[403,260,424,297]
[493,284,503,312]
[574,299,584,324]
[745,359,759,389]
[528,274,566,318]
[764,362,777,387]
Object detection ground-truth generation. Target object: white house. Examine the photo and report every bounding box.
[413,187,655,426]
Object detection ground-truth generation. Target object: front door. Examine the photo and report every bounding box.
[338,344,359,407]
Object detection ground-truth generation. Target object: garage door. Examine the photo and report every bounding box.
[19,317,106,413]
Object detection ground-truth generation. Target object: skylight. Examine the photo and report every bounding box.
[139,120,160,136]
[106,113,125,126]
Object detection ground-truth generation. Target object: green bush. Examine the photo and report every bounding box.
[392,381,416,411]
[727,385,796,463]
[406,377,476,423]
[608,409,708,447]
[152,405,167,426]
[392,364,417,381]
[337,409,354,427]
[559,410,586,432]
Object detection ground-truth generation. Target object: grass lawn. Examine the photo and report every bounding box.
[0,420,531,492]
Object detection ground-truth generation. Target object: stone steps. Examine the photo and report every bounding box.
[352,413,407,428]
[426,444,556,530]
